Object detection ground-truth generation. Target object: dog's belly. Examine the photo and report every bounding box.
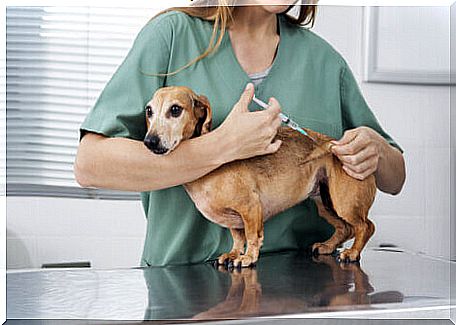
[184,185,244,229]
[205,209,244,229]
[261,199,295,222]
[186,188,304,229]
[184,166,320,229]
[259,172,319,220]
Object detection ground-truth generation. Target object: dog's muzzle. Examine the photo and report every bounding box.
[144,135,169,155]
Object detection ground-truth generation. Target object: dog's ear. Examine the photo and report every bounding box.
[193,94,212,137]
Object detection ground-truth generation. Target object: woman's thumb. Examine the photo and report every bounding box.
[332,129,357,146]
[234,83,254,112]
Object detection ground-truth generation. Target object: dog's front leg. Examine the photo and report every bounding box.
[232,200,263,268]
[218,229,246,265]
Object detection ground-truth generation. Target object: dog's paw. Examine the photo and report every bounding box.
[217,251,242,265]
[233,255,257,268]
[312,242,336,255]
[338,248,360,263]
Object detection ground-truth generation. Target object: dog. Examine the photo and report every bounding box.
[143,86,376,267]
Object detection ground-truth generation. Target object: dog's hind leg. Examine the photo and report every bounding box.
[218,228,246,265]
[334,198,375,262]
[326,161,376,262]
[338,218,375,262]
[312,197,353,255]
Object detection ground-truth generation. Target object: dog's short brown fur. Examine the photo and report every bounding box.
[144,86,376,267]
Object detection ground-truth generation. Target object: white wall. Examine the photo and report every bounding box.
[6,6,453,269]
[451,4,456,262]
[7,197,145,269]
[313,6,451,259]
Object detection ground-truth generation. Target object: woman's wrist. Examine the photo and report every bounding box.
[376,137,389,167]
[376,138,395,176]
[375,140,406,195]
[209,127,236,165]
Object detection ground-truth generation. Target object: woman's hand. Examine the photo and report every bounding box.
[330,127,385,180]
[331,126,406,195]
[215,83,283,162]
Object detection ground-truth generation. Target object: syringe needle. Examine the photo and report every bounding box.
[252,95,317,143]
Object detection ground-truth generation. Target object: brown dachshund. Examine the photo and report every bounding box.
[143,86,376,267]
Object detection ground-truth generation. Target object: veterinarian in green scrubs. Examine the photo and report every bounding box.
[76,4,405,266]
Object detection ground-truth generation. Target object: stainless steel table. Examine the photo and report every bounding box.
[6,248,456,323]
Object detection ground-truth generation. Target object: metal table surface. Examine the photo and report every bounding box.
[6,248,456,323]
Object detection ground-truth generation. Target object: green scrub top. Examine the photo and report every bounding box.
[80,10,402,267]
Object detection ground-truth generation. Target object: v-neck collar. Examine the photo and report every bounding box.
[215,14,289,95]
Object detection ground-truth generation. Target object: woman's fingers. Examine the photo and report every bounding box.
[274,115,282,128]
[249,96,282,134]
[337,146,377,167]
[265,139,282,154]
[342,164,376,181]
[251,97,281,116]
[219,88,284,160]
[234,83,254,113]
[332,128,357,146]
[343,154,378,174]
[331,127,385,180]
[332,134,365,156]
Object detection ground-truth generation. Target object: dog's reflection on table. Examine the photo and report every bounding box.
[142,251,403,320]
[193,254,403,319]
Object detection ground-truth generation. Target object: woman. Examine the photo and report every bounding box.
[75,1,406,266]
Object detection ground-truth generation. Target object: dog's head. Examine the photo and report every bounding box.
[143,86,212,155]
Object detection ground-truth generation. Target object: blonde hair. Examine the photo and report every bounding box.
[149,0,317,77]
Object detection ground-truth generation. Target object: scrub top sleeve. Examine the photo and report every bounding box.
[79,17,171,141]
[340,61,404,153]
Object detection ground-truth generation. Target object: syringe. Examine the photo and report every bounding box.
[252,95,317,143]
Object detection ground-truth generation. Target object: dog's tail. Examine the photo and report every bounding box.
[299,140,335,166]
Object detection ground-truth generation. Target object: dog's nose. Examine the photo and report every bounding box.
[144,135,160,150]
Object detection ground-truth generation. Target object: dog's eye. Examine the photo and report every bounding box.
[169,105,183,118]
[145,106,153,118]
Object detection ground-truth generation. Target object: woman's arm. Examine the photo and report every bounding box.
[330,126,406,195]
[75,131,226,192]
[75,83,283,192]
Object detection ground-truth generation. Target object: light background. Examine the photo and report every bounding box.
[4,4,453,270]
[2,1,455,324]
